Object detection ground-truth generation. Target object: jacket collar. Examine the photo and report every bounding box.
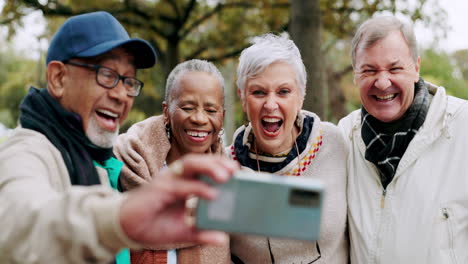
[352,83,465,182]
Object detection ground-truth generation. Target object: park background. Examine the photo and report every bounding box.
[1,0,467,144]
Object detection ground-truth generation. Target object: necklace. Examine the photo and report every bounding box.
[254,138,301,173]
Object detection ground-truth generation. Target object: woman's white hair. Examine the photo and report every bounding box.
[165,59,225,104]
[236,33,307,98]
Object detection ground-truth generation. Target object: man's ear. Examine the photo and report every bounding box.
[414,56,421,82]
[352,68,358,86]
[47,61,67,99]
[237,88,242,98]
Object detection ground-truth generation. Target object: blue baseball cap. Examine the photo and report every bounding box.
[46,11,157,69]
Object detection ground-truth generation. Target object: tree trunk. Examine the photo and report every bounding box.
[327,70,347,122]
[223,61,237,146]
[161,37,181,99]
[290,0,325,117]
[164,39,180,80]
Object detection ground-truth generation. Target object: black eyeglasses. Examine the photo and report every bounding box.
[64,61,144,97]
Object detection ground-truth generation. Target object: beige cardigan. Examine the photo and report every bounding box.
[227,111,349,264]
[114,115,229,264]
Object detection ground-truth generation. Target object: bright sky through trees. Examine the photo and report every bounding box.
[0,0,468,58]
[1,0,467,57]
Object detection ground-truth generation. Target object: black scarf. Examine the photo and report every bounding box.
[19,87,113,185]
[361,78,429,189]
[233,115,314,173]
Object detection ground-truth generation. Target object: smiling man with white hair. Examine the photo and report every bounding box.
[339,15,468,264]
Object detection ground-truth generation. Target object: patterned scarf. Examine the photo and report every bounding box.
[233,115,314,173]
[19,87,113,186]
[361,78,429,189]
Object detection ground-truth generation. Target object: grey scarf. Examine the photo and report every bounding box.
[361,78,429,189]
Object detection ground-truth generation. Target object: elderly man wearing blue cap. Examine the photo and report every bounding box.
[0,11,237,264]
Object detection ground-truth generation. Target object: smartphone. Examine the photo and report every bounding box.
[195,169,324,241]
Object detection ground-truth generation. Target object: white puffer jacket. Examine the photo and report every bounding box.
[338,84,468,264]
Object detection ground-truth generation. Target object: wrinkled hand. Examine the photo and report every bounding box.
[119,154,238,247]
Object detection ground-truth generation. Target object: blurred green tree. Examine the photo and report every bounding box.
[453,49,468,80]
[311,0,448,120]
[1,0,290,79]
[0,0,450,130]
[1,0,290,132]
[0,0,289,130]
[420,48,468,99]
[0,47,39,127]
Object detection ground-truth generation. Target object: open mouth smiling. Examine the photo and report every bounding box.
[186,130,209,138]
[261,117,283,134]
[373,93,397,101]
[185,130,211,142]
[96,109,118,119]
[95,109,120,131]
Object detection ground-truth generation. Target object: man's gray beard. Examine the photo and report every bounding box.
[86,116,119,148]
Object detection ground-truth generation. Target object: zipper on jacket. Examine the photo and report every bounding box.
[442,208,459,264]
[380,189,387,209]
[373,189,387,263]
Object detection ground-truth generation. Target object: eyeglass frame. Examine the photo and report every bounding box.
[63,60,144,97]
